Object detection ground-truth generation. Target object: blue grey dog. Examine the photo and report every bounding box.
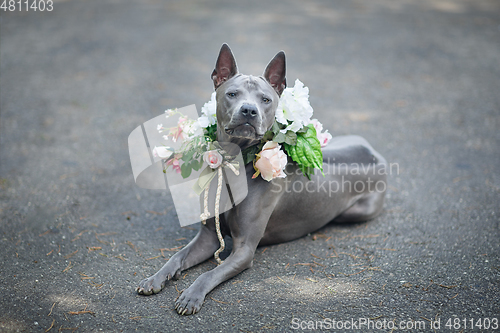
[137,44,387,315]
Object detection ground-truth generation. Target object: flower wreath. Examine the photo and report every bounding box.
[154,79,332,181]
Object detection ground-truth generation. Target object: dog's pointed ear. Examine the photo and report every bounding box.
[263,51,286,96]
[211,43,238,90]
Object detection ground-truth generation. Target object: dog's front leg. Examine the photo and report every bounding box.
[174,242,257,315]
[175,187,277,315]
[137,223,220,295]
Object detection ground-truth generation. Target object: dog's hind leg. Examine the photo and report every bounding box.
[137,223,220,296]
[335,190,386,223]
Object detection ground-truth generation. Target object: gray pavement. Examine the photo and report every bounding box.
[1,0,499,332]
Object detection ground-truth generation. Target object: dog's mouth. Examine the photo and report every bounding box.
[225,123,262,140]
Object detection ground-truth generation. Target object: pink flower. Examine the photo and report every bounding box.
[317,131,332,148]
[169,116,188,142]
[203,150,223,169]
[165,154,182,173]
[253,141,287,181]
[308,118,323,133]
[308,118,332,148]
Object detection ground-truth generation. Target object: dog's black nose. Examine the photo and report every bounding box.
[240,103,258,118]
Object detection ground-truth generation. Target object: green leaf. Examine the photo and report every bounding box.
[180,162,192,178]
[242,144,261,165]
[273,132,286,144]
[301,166,316,180]
[191,158,203,171]
[204,124,217,142]
[284,130,297,145]
[273,129,297,145]
[271,120,282,135]
[262,120,282,142]
[284,124,323,178]
[261,130,274,142]
[296,126,309,134]
[181,149,195,162]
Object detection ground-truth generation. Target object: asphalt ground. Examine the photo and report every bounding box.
[0,0,499,332]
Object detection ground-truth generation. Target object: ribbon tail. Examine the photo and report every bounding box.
[192,166,217,196]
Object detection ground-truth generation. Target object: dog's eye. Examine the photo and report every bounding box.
[227,92,237,98]
[262,97,271,103]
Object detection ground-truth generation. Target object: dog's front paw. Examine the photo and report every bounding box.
[136,274,169,296]
[174,287,205,315]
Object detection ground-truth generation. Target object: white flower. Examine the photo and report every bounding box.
[275,79,313,133]
[197,116,210,129]
[165,109,175,117]
[279,120,303,134]
[197,92,217,128]
[157,124,163,132]
[153,146,173,159]
[182,120,203,139]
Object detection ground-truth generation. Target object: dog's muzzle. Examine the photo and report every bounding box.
[224,103,264,139]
